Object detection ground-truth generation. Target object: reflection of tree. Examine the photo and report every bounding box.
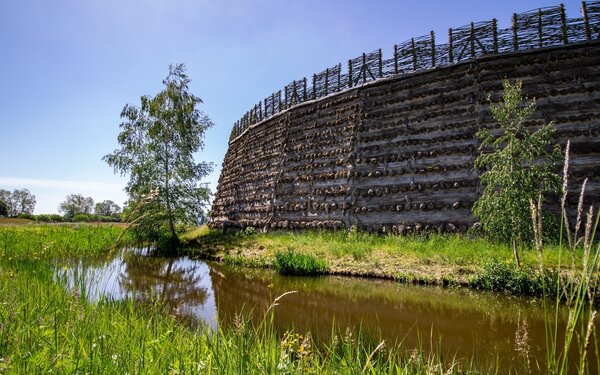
[119,253,208,316]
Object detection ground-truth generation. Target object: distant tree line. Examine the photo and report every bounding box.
[0,189,36,218]
[0,189,123,223]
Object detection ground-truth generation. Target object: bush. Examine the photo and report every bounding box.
[469,261,543,296]
[242,226,257,236]
[36,214,51,222]
[17,213,35,220]
[274,250,328,275]
[72,213,91,222]
[49,214,64,222]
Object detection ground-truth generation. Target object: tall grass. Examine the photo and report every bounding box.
[0,224,130,261]
[274,250,328,275]
[534,141,600,374]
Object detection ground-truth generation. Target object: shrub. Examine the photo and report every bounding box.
[242,226,257,236]
[469,261,543,296]
[17,213,35,220]
[72,213,91,222]
[274,250,328,275]
[36,214,51,222]
[49,214,64,222]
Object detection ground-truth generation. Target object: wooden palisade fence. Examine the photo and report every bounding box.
[229,1,600,141]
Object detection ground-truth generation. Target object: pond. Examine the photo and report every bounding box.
[57,250,594,373]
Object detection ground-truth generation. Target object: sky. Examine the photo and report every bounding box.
[0,0,584,214]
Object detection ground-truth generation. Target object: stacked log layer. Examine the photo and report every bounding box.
[211,42,600,232]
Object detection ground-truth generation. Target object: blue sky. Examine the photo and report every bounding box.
[0,0,583,213]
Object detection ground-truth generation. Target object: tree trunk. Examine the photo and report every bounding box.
[513,238,521,268]
[164,140,177,243]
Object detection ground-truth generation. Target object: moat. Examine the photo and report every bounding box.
[58,250,596,373]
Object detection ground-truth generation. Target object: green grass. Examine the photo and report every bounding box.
[0,224,130,261]
[184,227,592,290]
[274,249,328,275]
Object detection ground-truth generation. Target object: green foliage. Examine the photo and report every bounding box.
[72,213,91,222]
[0,197,8,217]
[94,199,121,216]
[17,213,35,220]
[0,225,131,260]
[473,80,560,245]
[469,261,543,295]
[59,194,94,221]
[0,188,36,217]
[242,226,257,236]
[103,64,213,247]
[274,250,328,275]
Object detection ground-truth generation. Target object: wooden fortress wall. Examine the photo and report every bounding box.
[211,42,600,233]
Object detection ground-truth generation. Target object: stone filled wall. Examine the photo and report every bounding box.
[211,42,600,233]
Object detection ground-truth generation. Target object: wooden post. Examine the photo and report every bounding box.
[583,1,591,40]
[278,90,282,112]
[271,93,275,114]
[312,74,317,99]
[492,18,498,54]
[411,38,417,71]
[537,9,543,48]
[448,28,454,63]
[284,86,288,109]
[513,13,519,51]
[378,48,383,78]
[394,44,398,75]
[292,80,297,104]
[348,59,353,88]
[303,77,307,100]
[470,22,476,58]
[430,31,436,67]
[337,63,341,91]
[264,98,268,117]
[362,53,367,84]
[258,102,262,120]
[325,68,329,95]
[560,4,568,44]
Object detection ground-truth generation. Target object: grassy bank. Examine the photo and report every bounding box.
[182,227,597,296]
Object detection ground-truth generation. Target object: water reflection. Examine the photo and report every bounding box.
[59,252,595,373]
[62,251,217,330]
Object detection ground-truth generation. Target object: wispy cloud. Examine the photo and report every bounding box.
[0,177,124,192]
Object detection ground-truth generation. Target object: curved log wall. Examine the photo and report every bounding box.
[211,42,600,233]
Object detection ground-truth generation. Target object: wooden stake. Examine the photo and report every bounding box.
[470,22,476,58]
[348,59,353,88]
[303,77,307,100]
[492,18,498,54]
[325,68,329,95]
[271,93,275,114]
[337,63,341,91]
[513,13,519,51]
[582,1,591,40]
[394,44,398,75]
[312,74,317,99]
[537,8,543,48]
[430,31,436,67]
[560,3,568,44]
[362,53,367,84]
[411,38,417,71]
[448,28,454,62]
[378,48,383,78]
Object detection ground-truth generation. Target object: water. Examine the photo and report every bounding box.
[58,250,593,373]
